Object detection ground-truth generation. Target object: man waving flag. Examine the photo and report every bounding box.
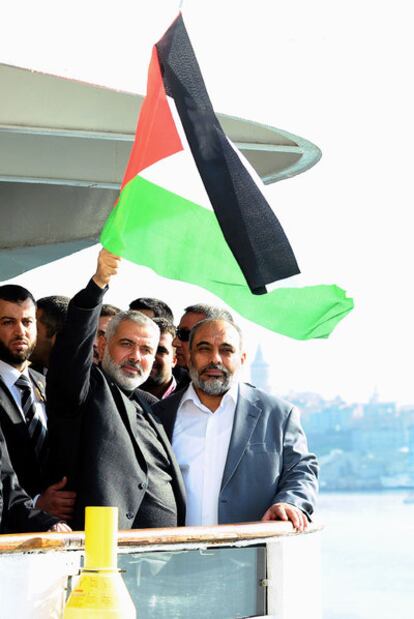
[101,13,353,339]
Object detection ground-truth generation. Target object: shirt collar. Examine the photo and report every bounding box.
[0,359,30,390]
[161,374,177,399]
[180,381,239,413]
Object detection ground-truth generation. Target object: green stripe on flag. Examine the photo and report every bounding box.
[101,176,353,339]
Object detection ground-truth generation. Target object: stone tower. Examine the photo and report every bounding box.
[250,345,271,392]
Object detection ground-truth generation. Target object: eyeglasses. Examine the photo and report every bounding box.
[176,327,191,342]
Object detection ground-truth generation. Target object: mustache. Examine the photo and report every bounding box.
[121,359,143,374]
[200,362,229,376]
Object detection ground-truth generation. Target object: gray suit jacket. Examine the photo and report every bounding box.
[154,383,318,523]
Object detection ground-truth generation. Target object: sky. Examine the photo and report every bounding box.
[1,0,413,405]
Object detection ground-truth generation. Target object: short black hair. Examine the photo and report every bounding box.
[100,303,121,318]
[0,284,36,306]
[129,297,174,322]
[153,317,176,339]
[37,295,70,338]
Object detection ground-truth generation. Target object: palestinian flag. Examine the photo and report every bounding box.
[101,13,353,339]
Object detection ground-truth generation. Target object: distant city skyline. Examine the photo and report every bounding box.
[289,389,414,492]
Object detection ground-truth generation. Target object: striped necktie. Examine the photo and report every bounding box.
[15,373,47,457]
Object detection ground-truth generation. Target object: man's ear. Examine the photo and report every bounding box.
[97,334,106,362]
[171,346,177,368]
[240,351,247,366]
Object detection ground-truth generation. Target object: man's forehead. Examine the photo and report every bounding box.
[0,298,36,317]
[113,320,158,341]
[179,312,205,329]
[159,332,174,347]
[193,321,240,345]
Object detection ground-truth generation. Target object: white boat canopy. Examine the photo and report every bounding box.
[0,63,321,280]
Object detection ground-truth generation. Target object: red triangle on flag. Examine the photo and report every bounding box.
[120,46,183,190]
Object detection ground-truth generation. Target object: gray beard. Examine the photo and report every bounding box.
[101,350,147,391]
[189,363,235,396]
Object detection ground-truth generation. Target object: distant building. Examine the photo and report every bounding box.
[288,390,414,490]
[250,345,271,392]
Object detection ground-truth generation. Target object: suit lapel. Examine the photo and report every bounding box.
[0,370,46,424]
[221,384,263,491]
[29,370,46,403]
[145,411,174,455]
[119,390,142,452]
[154,391,183,440]
[104,377,143,455]
[0,376,23,424]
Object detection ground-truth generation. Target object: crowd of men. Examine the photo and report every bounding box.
[0,248,318,534]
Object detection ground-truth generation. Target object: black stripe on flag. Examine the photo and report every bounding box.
[156,14,300,294]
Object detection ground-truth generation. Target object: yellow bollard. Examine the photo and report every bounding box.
[63,507,136,618]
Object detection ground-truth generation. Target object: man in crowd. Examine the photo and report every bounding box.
[129,297,174,322]
[173,304,233,369]
[93,303,121,364]
[154,318,318,530]
[46,249,185,530]
[0,285,76,522]
[30,295,70,374]
[0,426,69,533]
[140,318,179,400]
[172,304,234,396]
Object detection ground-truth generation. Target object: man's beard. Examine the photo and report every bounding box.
[101,349,147,391]
[189,362,235,396]
[0,337,35,367]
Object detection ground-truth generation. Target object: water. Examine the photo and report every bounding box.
[318,491,414,619]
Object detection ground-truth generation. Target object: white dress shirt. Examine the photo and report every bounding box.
[0,359,47,426]
[172,382,238,526]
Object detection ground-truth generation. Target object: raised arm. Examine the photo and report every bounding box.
[44,249,120,487]
[46,249,121,408]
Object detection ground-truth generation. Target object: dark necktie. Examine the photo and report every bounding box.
[15,373,47,457]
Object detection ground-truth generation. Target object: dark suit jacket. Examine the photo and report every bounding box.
[46,279,186,530]
[0,426,58,533]
[154,383,318,523]
[0,369,47,497]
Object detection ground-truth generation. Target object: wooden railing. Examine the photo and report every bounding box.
[0,520,322,554]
